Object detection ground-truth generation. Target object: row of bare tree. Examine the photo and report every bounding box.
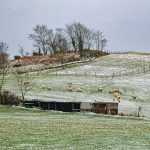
[28,22,107,57]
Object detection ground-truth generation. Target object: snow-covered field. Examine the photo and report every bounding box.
[3,53,150,118]
[54,54,150,77]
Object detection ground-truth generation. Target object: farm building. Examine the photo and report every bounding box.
[25,100,118,115]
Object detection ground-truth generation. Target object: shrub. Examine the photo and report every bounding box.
[67,56,80,63]
[14,55,21,60]
[13,64,22,67]
[0,90,22,106]
[32,51,43,56]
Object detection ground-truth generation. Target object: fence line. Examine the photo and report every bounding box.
[10,53,150,79]
[43,64,150,79]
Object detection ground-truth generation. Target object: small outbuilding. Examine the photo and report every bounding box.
[80,102,118,115]
[25,100,118,115]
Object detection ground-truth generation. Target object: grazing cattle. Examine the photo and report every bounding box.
[24,81,30,85]
[67,88,73,92]
[77,88,83,92]
[109,89,122,94]
[67,82,73,85]
[47,87,52,91]
[98,87,103,92]
[132,96,137,99]
[42,85,52,91]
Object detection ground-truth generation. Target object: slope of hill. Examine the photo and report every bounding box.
[56,53,150,77]
[3,53,150,118]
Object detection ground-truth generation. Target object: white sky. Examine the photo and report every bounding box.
[0,0,150,58]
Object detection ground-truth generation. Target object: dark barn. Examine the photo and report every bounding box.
[25,100,118,115]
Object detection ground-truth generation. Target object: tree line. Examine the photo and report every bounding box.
[28,22,107,57]
[0,22,107,59]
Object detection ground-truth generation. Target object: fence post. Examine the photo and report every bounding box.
[138,67,140,74]
[132,68,134,75]
[75,72,77,77]
[143,67,145,73]
[84,71,87,77]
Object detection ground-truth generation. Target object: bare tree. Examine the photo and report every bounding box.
[0,41,8,63]
[0,64,8,93]
[0,65,8,104]
[94,31,107,51]
[14,70,33,106]
[101,39,107,51]
[28,25,49,55]
[84,29,95,50]
[66,22,95,57]
[0,41,9,104]
[47,29,57,54]
[66,24,77,52]
[55,28,68,50]
[55,28,69,68]
[18,45,25,57]
[28,23,107,57]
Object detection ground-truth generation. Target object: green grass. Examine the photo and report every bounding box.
[0,108,150,150]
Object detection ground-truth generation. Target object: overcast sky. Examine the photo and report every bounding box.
[0,0,150,58]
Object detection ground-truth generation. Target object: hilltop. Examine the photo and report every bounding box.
[10,51,108,66]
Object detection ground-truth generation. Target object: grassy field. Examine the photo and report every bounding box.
[1,53,150,149]
[0,108,150,150]
[4,71,150,118]
[2,54,150,118]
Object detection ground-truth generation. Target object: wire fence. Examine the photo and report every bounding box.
[10,51,150,79]
[38,63,150,79]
